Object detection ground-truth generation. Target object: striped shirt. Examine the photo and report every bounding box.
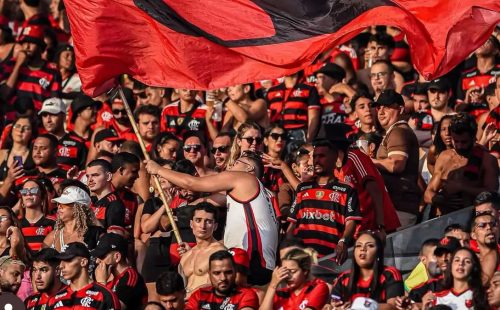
[47,282,121,310]
[20,217,55,252]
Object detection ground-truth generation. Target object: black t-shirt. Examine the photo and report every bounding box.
[91,193,126,229]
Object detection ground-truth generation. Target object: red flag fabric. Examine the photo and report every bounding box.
[64,0,500,96]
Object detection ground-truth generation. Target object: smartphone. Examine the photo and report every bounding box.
[13,156,23,167]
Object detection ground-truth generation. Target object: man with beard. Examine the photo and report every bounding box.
[107,91,138,141]
[211,132,233,172]
[425,113,499,215]
[0,25,61,113]
[29,134,66,184]
[134,104,161,151]
[427,78,454,122]
[179,203,226,297]
[57,94,98,172]
[0,256,25,294]
[487,271,500,308]
[87,159,126,229]
[46,242,120,309]
[39,97,67,140]
[185,250,259,310]
[93,129,123,155]
[223,84,269,131]
[25,248,64,310]
[471,213,500,284]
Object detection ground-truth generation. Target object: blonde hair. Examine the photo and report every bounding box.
[228,121,261,167]
[281,247,318,273]
[55,203,96,237]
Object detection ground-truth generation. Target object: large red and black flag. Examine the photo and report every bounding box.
[64,0,500,96]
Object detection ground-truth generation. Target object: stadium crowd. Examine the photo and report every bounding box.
[0,0,498,309]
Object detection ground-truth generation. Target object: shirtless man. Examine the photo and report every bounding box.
[222,84,270,131]
[179,202,225,297]
[145,151,279,286]
[471,212,499,284]
[424,113,499,216]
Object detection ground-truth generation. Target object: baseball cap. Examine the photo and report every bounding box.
[94,129,124,144]
[351,297,379,310]
[91,233,128,258]
[71,93,100,123]
[52,186,91,206]
[18,26,46,49]
[38,97,66,115]
[55,242,90,260]
[434,236,461,256]
[428,78,451,92]
[228,248,250,270]
[373,89,404,107]
[314,63,346,82]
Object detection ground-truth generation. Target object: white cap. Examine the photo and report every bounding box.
[52,186,91,206]
[38,97,66,115]
[351,297,379,310]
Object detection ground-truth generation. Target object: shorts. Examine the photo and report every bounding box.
[142,237,171,283]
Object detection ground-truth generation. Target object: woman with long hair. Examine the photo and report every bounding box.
[150,132,180,161]
[0,206,28,261]
[262,124,287,193]
[18,179,55,252]
[42,185,103,252]
[426,247,489,309]
[227,121,263,167]
[427,115,454,175]
[261,248,328,309]
[330,231,404,308]
[56,44,81,105]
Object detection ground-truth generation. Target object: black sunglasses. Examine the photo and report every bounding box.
[269,133,287,141]
[183,144,202,152]
[241,137,263,145]
[210,145,229,154]
[112,109,126,115]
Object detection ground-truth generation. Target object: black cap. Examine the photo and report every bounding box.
[94,129,124,144]
[319,123,352,145]
[55,242,90,260]
[373,89,405,107]
[427,78,451,92]
[434,236,461,256]
[314,63,346,81]
[91,233,128,258]
[71,93,100,123]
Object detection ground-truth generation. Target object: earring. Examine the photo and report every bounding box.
[149,187,154,193]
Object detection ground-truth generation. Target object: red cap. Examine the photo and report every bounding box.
[229,248,250,269]
[18,26,46,48]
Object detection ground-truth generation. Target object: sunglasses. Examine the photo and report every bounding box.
[269,133,287,141]
[20,187,40,196]
[241,136,263,145]
[112,109,127,116]
[476,221,498,229]
[183,144,202,153]
[210,145,229,154]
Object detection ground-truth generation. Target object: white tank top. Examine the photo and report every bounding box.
[224,179,279,270]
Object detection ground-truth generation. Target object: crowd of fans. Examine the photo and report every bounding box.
[0,0,498,309]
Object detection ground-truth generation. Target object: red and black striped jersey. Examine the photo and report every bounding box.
[160,100,209,139]
[46,282,121,310]
[332,266,404,303]
[106,267,148,310]
[186,286,259,310]
[90,192,126,229]
[266,82,320,130]
[56,132,89,172]
[1,60,61,111]
[320,95,347,125]
[114,187,139,229]
[25,290,53,310]
[262,167,284,194]
[288,180,361,257]
[457,65,500,102]
[274,278,329,309]
[20,217,55,252]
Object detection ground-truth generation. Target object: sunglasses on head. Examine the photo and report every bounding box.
[112,109,127,116]
[269,133,287,141]
[210,145,229,154]
[183,144,202,153]
[20,187,40,196]
[241,136,263,145]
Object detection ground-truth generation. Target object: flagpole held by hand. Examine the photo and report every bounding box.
[116,86,183,244]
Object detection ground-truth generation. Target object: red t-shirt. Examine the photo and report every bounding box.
[186,286,259,310]
[273,278,329,310]
[334,149,401,233]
